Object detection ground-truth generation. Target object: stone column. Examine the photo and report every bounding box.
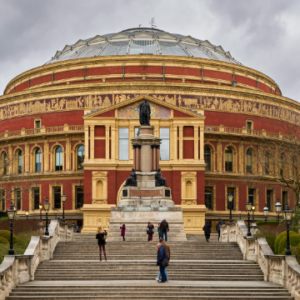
[179,126,183,160]
[105,126,110,160]
[172,125,177,160]
[84,125,89,160]
[129,126,135,160]
[156,145,160,170]
[8,146,12,174]
[194,126,199,160]
[133,145,137,170]
[111,125,116,160]
[217,139,222,172]
[90,126,95,160]
[152,145,156,171]
[25,142,29,173]
[200,126,204,162]
[44,140,49,172]
[136,145,141,171]
[239,141,244,173]
[141,145,151,172]
[66,137,71,171]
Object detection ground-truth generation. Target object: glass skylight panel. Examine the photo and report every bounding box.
[99,41,129,56]
[184,44,209,59]
[129,40,157,55]
[159,41,188,56]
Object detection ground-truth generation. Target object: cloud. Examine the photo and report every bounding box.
[0,0,299,101]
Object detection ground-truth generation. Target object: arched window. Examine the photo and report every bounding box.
[77,145,85,170]
[225,147,233,172]
[265,152,270,175]
[204,145,211,171]
[246,149,252,173]
[17,150,22,174]
[3,152,7,175]
[35,148,41,173]
[55,147,63,171]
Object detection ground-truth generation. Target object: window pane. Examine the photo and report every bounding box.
[77,146,85,170]
[205,188,212,210]
[76,187,84,209]
[248,189,255,205]
[54,187,61,209]
[267,190,272,212]
[119,128,129,139]
[16,190,21,210]
[18,151,22,174]
[34,188,40,210]
[160,128,170,161]
[55,147,63,171]
[204,146,211,171]
[119,139,129,160]
[160,128,169,139]
[35,149,41,172]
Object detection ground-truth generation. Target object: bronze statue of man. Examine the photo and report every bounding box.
[138,99,151,126]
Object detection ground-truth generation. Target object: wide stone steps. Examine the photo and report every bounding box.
[7,285,293,300]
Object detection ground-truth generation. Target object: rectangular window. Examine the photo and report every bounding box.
[119,128,129,160]
[247,121,252,134]
[35,120,41,133]
[227,188,235,210]
[267,190,273,212]
[205,188,212,210]
[15,189,21,210]
[76,187,84,209]
[1,190,4,211]
[248,188,255,205]
[54,187,61,209]
[282,191,288,211]
[34,188,40,210]
[160,128,170,161]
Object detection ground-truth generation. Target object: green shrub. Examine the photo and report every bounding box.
[256,221,280,226]
[254,233,276,252]
[275,230,297,254]
[277,233,300,254]
[0,230,18,244]
[0,236,9,244]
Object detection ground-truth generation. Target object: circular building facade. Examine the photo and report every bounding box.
[0,27,297,232]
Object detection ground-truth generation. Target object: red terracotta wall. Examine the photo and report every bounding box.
[183,140,194,159]
[95,126,105,137]
[95,110,115,118]
[87,66,123,76]
[125,66,163,74]
[183,126,194,137]
[174,111,193,118]
[31,74,52,87]
[94,140,105,158]
[55,69,85,81]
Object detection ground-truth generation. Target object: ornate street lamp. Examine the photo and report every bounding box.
[252,205,255,223]
[61,191,67,222]
[7,203,16,255]
[275,199,282,224]
[239,209,242,220]
[25,210,29,220]
[39,202,42,221]
[246,198,252,236]
[44,198,50,236]
[228,192,234,223]
[283,203,294,255]
[263,204,269,224]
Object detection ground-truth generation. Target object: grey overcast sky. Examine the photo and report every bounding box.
[0,0,299,100]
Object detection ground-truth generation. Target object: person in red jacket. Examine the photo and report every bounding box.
[120,224,126,242]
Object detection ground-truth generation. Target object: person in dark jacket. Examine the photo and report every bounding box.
[160,219,169,241]
[96,227,107,261]
[203,221,211,242]
[156,238,170,281]
[216,219,225,242]
[120,224,126,241]
[147,222,154,242]
[156,243,168,283]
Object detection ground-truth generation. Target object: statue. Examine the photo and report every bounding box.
[155,168,168,187]
[124,169,137,187]
[138,99,151,126]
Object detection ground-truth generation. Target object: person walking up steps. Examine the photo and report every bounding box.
[157,223,162,240]
[96,227,107,261]
[156,243,168,283]
[120,224,126,241]
[156,238,170,282]
[147,222,154,242]
[160,219,169,241]
[216,219,225,242]
[203,221,211,242]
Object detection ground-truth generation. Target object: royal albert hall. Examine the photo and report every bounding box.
[0,27,296,232]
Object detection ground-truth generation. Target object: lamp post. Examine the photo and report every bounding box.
[283,203,294,255]
[275,199,282,224]
[25,210,29,220]
[252,205,255,223]
[7,203,16,255]
[44,198,50,236]
[239,209,242,220]
[263,204,269,224]
[61,191,67,222]
[228,192,233,223]
[246,198,252,236]
[39,202,42,221]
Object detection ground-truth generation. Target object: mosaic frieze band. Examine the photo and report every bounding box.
[1,93,299,125]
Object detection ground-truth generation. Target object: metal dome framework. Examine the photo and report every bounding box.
[47,27,242,65]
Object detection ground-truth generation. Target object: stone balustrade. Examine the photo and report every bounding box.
[220,220,300,300]
[0,220,73,300]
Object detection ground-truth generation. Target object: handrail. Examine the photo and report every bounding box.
[1,124,84,141]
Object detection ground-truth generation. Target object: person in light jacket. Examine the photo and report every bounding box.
[120,224,126,242]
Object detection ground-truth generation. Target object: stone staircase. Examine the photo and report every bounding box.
[6,233,293,299]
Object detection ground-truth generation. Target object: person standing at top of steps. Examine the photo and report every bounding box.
[216,219,225,242]
[203,221,211,242]
[96,227,107,261]
[147,222,154,242]
[156,238,170,282]
[156,243,168,283]
[160,219,169,241]
[120,224,126,241]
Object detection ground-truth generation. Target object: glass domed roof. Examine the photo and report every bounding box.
[46,27,242,65]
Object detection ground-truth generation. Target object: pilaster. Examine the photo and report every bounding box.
[111,125,116,160]
[44,140,49,172]
[217,139,222,172]
[200,126,205,163]
[179,126,183,160]
[129,125,135,160]
[194,126,199,161]
[8,145,12,174]
[105,125,110,160]
[84,125,89,160]
[66,137,71,171]
[25,142,29,173]
[172,125,177,160]
[90,125,95,160]
[239,141,244,173]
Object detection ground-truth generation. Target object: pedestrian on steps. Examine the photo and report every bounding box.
[156,238,170,282]
[120,224,126,241]
[203,221,211,242]
[96,227,107,261]
[216,219,225,242]
[156,243,168,283]
[160,219,169,242]
[147,222,154,242]
[157,223,162,240]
